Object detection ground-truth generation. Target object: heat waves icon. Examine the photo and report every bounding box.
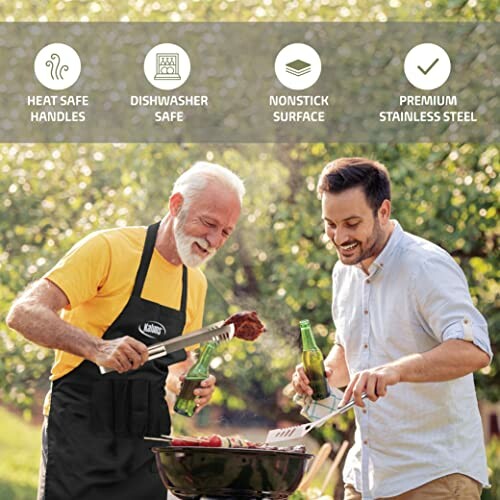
[34,43,81,90]
[45,53,69,81]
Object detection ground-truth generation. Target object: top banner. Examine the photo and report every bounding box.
[0,22,497,142]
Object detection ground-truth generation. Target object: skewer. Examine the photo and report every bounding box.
[161,434,202,445]
[144,436,172,443]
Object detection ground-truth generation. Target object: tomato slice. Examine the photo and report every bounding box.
[171,437,200,446]
[199,434,222,447]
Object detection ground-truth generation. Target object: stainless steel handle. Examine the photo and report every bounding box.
[311,393,368,430]
[98,365,113,375]
[98,347,167,374]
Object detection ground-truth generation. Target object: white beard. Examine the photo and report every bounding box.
[173,215,216,268]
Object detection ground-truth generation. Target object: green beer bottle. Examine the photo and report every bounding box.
[300,319,330,400]
[174,341,216,417]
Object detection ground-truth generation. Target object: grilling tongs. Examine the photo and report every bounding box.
[98,320,235,374]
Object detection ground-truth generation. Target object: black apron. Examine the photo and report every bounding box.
[44,222,188,500]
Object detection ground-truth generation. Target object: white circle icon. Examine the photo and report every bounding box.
[144,43,191,91]
[404,43,451,91]
[34,43,81,91]
[275,43,322,91]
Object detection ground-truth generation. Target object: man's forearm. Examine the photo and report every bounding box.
[327,365,350,388]
[8,279,149,373]
[389,339,490,383]
[325,344,350,388]
[7,297,100,360]
[341,339,490,407]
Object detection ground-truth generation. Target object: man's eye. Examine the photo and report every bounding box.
[346,222,359,228]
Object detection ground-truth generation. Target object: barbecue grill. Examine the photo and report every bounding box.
[153,445,313,499]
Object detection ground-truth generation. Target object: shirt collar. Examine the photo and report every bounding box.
[365,220,403,278]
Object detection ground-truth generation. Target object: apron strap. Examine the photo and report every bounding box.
[132,222,189,313]
[180,264,188,312]
[131,222,160,298]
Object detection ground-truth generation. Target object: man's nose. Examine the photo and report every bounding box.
[206,229,223,250]
[333,226,348,246]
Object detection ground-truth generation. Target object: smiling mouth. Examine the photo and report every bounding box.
[193,242,209,255]
[339,242,359,252]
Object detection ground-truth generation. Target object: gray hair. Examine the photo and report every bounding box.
[172,161,245,208]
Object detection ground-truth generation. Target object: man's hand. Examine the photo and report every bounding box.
[92,336,149,374]
[192,374,217,414]
[341,365,401,408]
[292,363,333,397]
[174,373,217,414]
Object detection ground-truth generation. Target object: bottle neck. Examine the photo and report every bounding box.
[197,341,216,366]
[300,327,319,351]
[188,341,216,376]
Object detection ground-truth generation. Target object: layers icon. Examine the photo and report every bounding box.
[286,59,311,77]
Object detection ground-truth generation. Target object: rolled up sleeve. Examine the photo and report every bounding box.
[414,254,492,361]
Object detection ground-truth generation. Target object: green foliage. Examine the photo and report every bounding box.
[0,0,498,22]
[1,142,498,415]
[289,491,308,500]
[482,437,500,500]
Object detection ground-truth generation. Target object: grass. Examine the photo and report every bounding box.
[0,407,40,500]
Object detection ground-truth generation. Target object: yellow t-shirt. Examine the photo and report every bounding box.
[44,225,207,381]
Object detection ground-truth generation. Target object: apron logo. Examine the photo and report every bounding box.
[138,321,166,339]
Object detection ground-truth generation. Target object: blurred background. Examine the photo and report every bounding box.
[0,2,498,500]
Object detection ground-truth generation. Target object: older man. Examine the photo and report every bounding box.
[292,157,492,500]
[7,161,249,500]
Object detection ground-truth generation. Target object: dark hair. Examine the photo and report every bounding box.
[317,157,391,213]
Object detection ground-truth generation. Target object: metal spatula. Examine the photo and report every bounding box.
[265,393,367,443]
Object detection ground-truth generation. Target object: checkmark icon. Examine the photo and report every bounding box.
[405,44,450,90]
[417,58,439,75]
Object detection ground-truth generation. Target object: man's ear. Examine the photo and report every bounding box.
[378,199,391,224]
[169,192,184,216]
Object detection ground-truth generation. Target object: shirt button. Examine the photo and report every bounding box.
[364,309,368,315]
[366,279,371,284]
[363,344,368,349]
[362,409,367,414]
[363,440,368,445]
